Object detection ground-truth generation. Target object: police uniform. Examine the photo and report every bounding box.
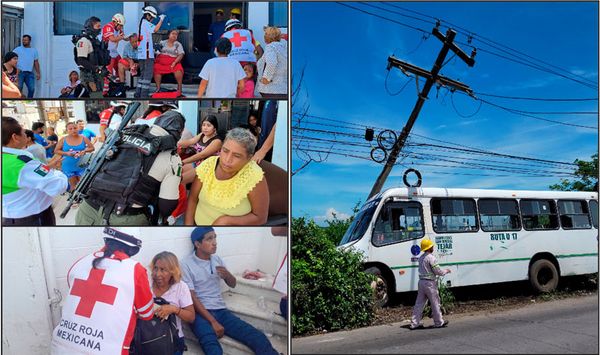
[2,147,68,225]
[76,36,103,91]
[75,124,183,225]
[410,247,449,329]
[51,229,154,354]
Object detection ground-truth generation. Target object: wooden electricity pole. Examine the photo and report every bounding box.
[368,27,476,199]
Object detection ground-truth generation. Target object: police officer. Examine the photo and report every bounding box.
[2,117,68,225]
[410,239,451,329]
[136,100,179,127]
[75,106,185,225]
[75,16,105,98]
[51,227,155,354]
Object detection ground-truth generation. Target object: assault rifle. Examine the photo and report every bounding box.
[60,102,141,219]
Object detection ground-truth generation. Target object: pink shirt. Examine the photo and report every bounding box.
[237,78,255,98]
[153,280,193,338]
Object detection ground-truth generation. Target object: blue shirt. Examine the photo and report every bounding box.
[122,42,138,60]
[33,133,48,147]
[181,253,227,310]
[12,46,39,72]
[79,129,96,140]
[208,21,226,47]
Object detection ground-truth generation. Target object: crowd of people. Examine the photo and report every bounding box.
[1,100,283,227]
[2,7,287,99]
[50,227,285,354]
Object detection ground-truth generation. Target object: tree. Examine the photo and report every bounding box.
[550,154,598,191]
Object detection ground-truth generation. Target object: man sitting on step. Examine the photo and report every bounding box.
[181,227,278,355]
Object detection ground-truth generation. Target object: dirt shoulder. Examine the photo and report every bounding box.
[372,275,598,326]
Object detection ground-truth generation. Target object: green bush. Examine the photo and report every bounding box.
[322,201,362,246]
[292,217,375,335]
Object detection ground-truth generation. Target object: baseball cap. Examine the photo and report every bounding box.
[191,227,215,244]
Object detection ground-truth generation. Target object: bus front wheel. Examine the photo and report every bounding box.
[365,267,389,307]
[529,259,559,293]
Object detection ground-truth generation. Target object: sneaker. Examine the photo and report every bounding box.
[409,324,424,330]
[434,320,449,328]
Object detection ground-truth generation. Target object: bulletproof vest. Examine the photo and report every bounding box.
[72,33,111,67]
[87,124,177,214]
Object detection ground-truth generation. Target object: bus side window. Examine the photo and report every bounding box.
[558,200,591,229]
[521,199,559,230]
[479,199,521,232]
[589,200,599,229]
[431,198,478,233]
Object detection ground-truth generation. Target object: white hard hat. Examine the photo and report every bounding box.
[225,19,242,31]
[142,5,158,18]
[112,13,125,26]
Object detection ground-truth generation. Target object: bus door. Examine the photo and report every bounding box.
[371,200,425,291]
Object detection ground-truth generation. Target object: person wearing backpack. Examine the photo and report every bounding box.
[74,16,109,98]
[75,108,185,225]
[147,251,196,355]
[50,227,155,354]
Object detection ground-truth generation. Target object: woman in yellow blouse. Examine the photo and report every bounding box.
[184,128,269,225]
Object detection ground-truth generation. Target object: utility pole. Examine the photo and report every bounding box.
[368,27,476,199]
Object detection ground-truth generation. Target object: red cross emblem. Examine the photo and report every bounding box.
[70,268,118,318]
[229,32,247,47]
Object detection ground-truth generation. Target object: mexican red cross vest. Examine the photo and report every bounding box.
[51,252,142,354]
[222,29,256,63]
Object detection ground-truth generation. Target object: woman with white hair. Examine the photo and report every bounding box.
[185,127,269,225]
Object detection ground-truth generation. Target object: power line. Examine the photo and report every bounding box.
[473,92,598,102]
[459,44,599,90]
[335,2,428,34]
[377,2,598,88]
[343,2,598,90]
[294,146,579,177]
[474,95,598,129]
[293,113,583,166]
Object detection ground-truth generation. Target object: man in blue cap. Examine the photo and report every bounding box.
[181,227,278,355]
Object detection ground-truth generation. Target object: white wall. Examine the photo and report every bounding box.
[272,100,288,170]
[248,2,269,46]
[2,227,287,355]
[2,228,55,354]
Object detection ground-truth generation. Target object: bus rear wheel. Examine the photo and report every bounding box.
[529,259,559,293]
[365,266,389,307]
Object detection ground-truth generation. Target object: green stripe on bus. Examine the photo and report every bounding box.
[390,253,597,270]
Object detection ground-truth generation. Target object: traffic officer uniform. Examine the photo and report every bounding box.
[51,228,154,355]
[2,147,68,225]
[75,124,183,225]
[410,239,450,329]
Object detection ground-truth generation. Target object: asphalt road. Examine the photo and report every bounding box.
[292,295,598,354]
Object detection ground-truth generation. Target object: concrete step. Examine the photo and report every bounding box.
[223,291,287,338]
[182,322,288,355]
[227,274,283,305]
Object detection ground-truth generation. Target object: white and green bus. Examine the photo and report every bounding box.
[339,187,599,306]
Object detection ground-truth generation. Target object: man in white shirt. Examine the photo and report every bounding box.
[197,38,245,98]
[135,5,165,98]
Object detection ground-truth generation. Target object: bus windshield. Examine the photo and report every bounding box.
[339,198,381,245]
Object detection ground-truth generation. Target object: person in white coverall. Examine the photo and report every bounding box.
[410,238,451,329]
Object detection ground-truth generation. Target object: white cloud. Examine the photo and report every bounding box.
[314,207,351,224]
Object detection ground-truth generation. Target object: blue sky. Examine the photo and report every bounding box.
[291,2,599,224]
